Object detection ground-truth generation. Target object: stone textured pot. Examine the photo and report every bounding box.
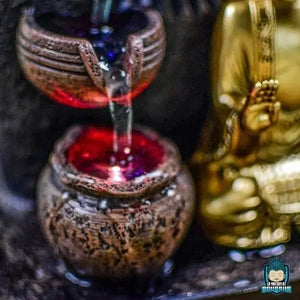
[37,126,195,280]
[16,8,166,109]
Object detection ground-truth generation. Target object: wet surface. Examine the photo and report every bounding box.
[0,201,299,300]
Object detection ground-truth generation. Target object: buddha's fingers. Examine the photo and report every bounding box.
[250,79,279,105]
[249,81,263,105]
[271,101,281,124]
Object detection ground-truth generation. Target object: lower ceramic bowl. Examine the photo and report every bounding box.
[37,126,195,281]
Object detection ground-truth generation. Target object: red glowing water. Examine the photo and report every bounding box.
[50,75,154,109]
[66,127,165,182]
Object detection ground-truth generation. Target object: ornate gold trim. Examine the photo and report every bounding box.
[249,0,276,82]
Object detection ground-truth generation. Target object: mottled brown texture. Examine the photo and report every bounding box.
[37,126,195,280]
[0,205,299,299]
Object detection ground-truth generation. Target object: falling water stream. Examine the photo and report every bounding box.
[101,62,133,157]
[91,1,137,182]
[92,0,135,163]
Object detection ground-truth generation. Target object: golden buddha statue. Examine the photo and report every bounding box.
[193,0,300,249]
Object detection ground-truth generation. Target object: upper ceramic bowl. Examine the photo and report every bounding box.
[16,8,166,108]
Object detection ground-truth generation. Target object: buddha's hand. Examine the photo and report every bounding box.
[241,80,281,134]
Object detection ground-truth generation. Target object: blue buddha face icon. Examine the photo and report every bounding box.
[261,257,292,294]
[268,258,286,282]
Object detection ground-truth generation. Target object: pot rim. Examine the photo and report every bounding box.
[20,7,163,50]
[50,125,182,198]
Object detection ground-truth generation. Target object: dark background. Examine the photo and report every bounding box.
[0,0,217,199]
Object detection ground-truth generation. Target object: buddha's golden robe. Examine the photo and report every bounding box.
[195,0,300,249]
